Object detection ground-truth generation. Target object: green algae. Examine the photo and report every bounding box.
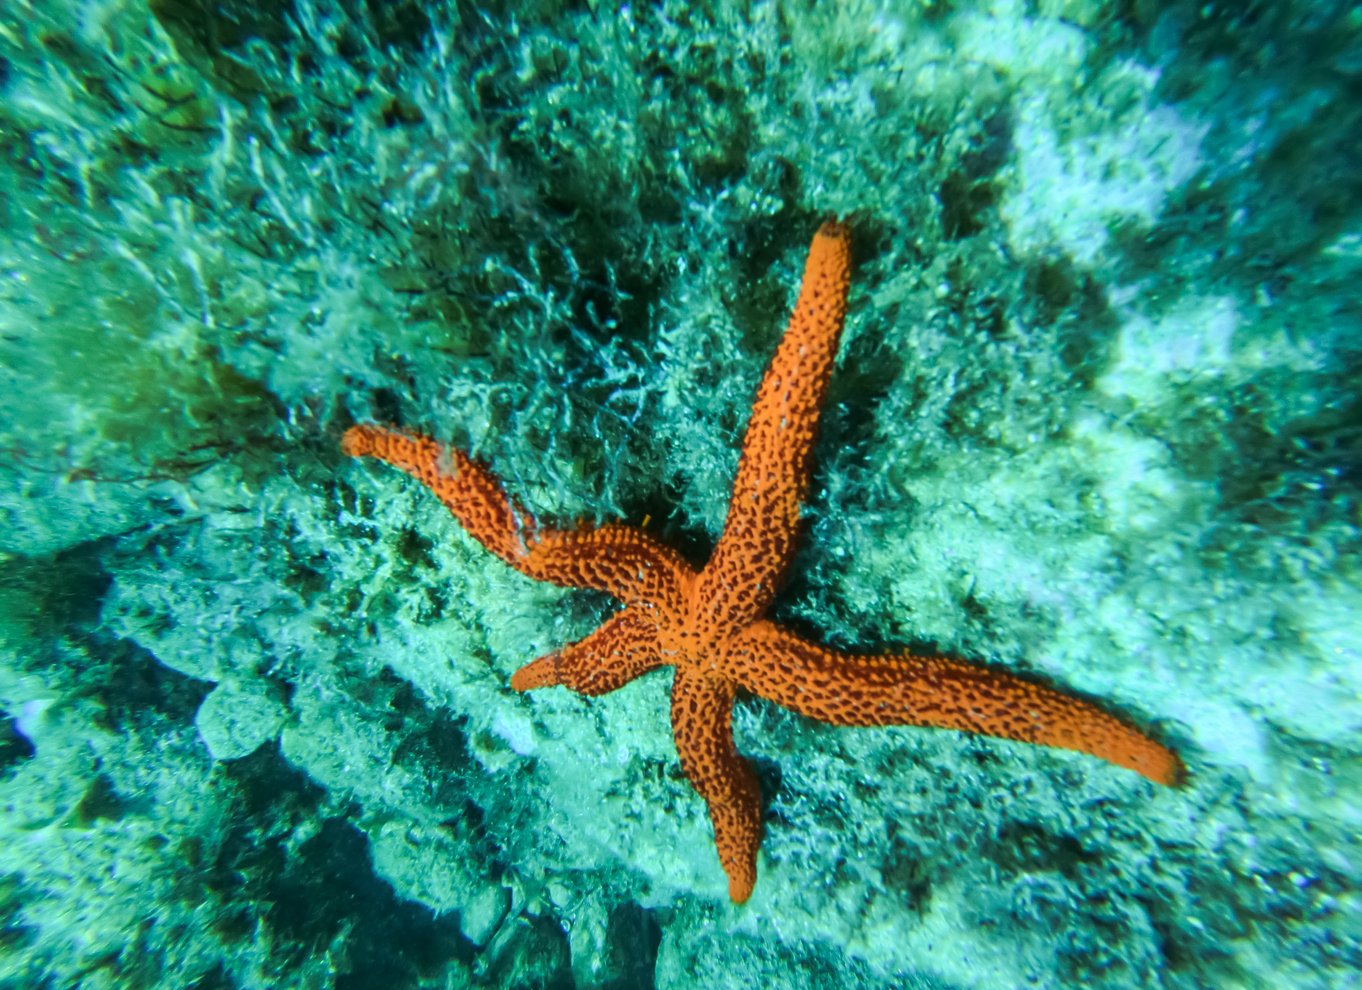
[0,1,1358,988]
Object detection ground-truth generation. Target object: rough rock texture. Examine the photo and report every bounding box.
[0,1,1357,988]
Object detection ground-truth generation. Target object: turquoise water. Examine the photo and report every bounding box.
[0,1,1358,987]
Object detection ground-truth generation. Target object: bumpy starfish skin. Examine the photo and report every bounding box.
[341,221,1181,903]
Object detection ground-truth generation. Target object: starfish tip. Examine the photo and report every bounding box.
[1155,749,1189,788]
[510,655,559,692]
[814,218,851,242]
[1117,730,1185,788]
[340,424,372,457]
[728,875,754,904]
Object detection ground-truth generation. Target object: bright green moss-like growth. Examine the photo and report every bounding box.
[0,1,1358,988]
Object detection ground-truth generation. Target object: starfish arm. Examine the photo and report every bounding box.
[725,621,1182,786]
[670,668,763,903]
[521,525,695,613]
[510,605,665,695]
[342,424,534,569]
[695,222,852,637]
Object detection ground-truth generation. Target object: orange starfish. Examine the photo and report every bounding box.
[341,221,1181,903]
